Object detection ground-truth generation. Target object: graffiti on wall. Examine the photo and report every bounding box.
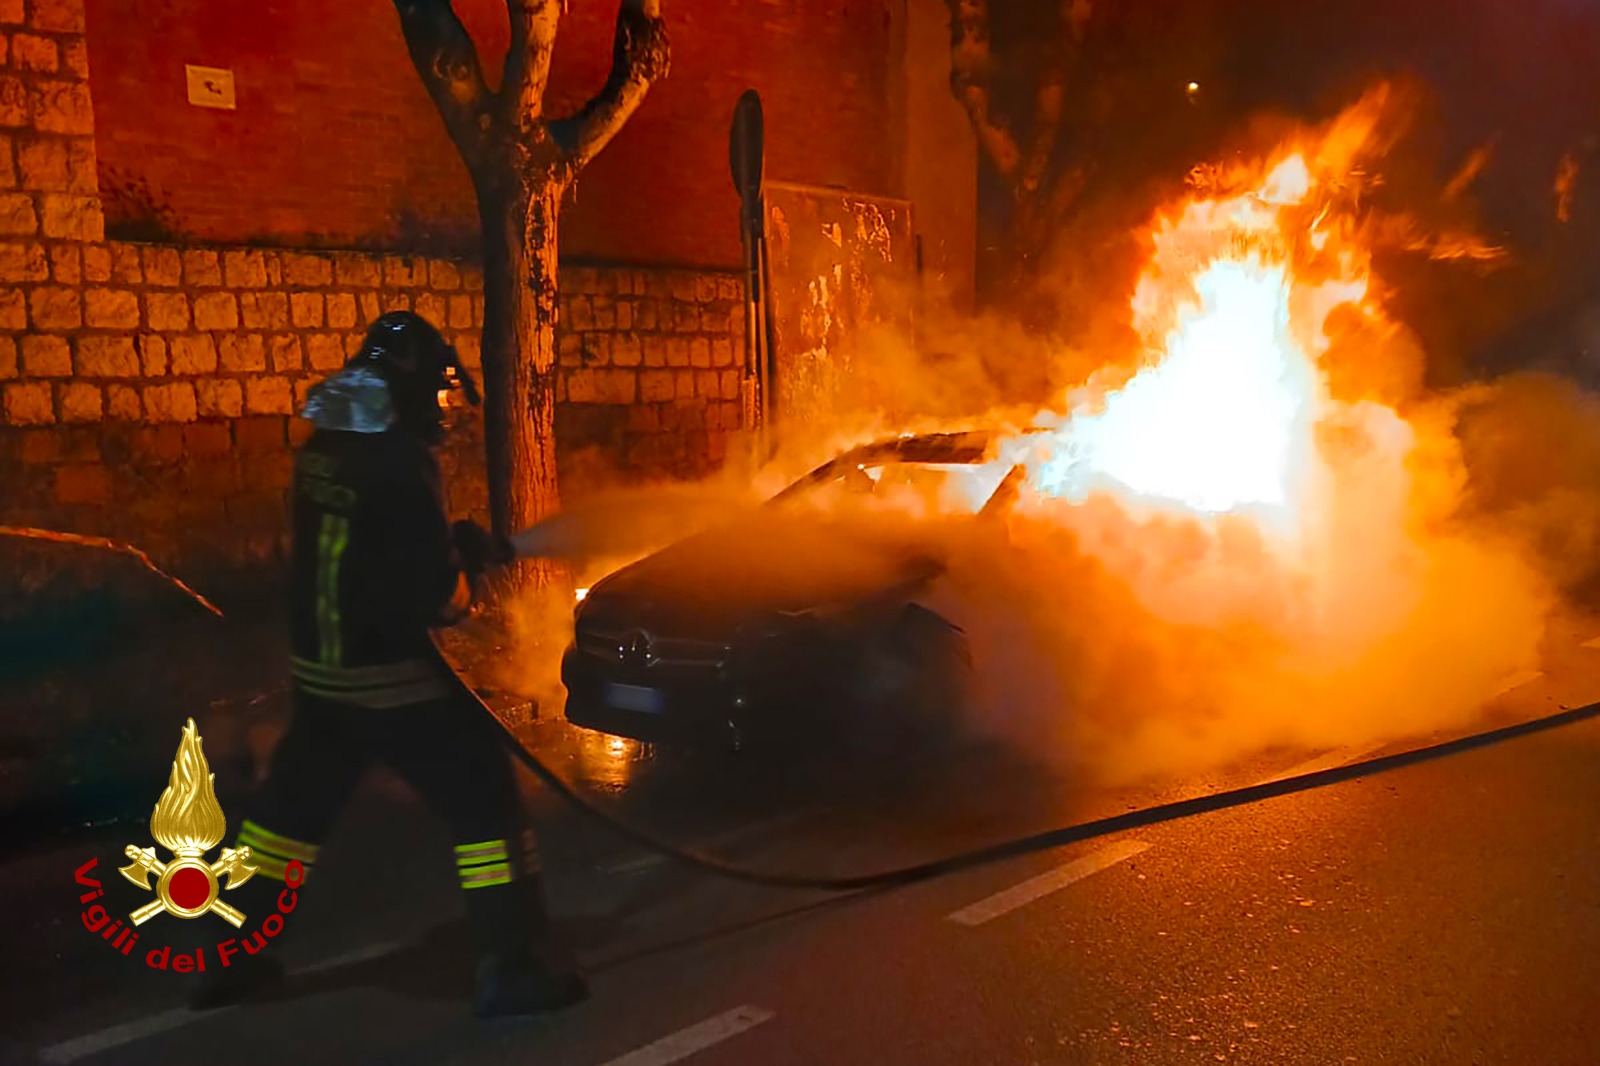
[762,182,917,441]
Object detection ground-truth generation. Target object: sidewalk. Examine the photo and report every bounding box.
[0,712,804,1061]
[0,555,576,858]
[0,589,291,857]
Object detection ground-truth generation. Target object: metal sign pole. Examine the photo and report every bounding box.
[729,90,769,461]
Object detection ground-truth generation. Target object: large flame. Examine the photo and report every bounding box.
[150,718,227,854]
[933,83,1551,773]
[1009,98,1391,536]
[524,84,1552,778]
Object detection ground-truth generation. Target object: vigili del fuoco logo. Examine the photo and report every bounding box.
[74,718,303,972]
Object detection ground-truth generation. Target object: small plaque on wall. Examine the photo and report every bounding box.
[185,65,236,110]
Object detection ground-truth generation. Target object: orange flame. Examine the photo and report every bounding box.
[1555,153,1579,223]
[510,84,1556,781]
[150,718,227,855]
[999,97,1391,536]
[1443,141,1494,201]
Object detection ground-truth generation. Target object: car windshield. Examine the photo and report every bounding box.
[773,455,1015,518]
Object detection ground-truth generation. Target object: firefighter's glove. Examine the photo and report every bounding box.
[452,520,513,579]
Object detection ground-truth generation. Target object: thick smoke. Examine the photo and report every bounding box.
[904,91,1589,784]
[504,84,1600,789]
[936,383,1558,785]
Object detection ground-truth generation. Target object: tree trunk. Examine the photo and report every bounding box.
[393,0,670,556]
[479,178,563,544]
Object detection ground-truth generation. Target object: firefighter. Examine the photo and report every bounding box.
[188,311,588,1017]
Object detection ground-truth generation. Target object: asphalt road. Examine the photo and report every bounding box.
[4,629,1599,1066]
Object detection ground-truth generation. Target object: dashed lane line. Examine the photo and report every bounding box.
[39,1008,215,1065]
[945,839,1151,927]
[598,1006,777,1066]
[1493,669,1544,696]
[1258,667,1548,789]
[1261,742,1387,785]
[37,940,401,1064]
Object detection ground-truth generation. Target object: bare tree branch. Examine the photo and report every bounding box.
[945,0,1021,179]
[392,0,496,169]
[1019,77,1064,196]
[946,0,1081,199]
[550,0,671,174]
[1016,1,1080,197]
[503,0,563,137]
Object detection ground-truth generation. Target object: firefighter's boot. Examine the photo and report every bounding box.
[472,949,589,1018]
[189,820,315,1011]
[461,849,587,1017]
[184,875,289,1011]
[187,952,287,1011]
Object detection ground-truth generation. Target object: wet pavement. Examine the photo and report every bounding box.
[0,598,287,854]
[3,613,1599,1064]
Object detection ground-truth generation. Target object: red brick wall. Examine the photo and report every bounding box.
[83,0,897,268]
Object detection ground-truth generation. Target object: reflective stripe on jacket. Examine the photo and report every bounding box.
[288,428,465,707]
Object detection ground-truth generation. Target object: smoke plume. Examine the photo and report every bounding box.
[506,83,1600,791]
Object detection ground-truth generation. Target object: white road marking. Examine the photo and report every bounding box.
[946,839,1150,927]
[291,939,401,974]
[1262,742,1386,785]
[1493,669,1544,695]
[1252,667,1546,793]
[39,1008,217,1064]
[36,941,401,1063]
[599,1006,776,1066]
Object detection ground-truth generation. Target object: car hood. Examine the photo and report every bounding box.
[578,509,943,639]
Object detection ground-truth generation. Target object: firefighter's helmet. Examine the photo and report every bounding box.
[299,311,479,440]
[352,311,479,442]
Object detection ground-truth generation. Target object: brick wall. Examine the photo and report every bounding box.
[0,0,749,620]
[0,0,100,242]
[556,264,745,479]
[0,243,744,594]
[82,0,899,268]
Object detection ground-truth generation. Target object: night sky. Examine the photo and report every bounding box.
[978,0,1600,378]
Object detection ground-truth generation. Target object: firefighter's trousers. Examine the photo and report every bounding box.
[231,685,549,960]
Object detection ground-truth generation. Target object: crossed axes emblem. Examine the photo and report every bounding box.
[120,845,258,927]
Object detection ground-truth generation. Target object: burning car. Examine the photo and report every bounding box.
[565,85,1553,765]
[561,431,1024,752]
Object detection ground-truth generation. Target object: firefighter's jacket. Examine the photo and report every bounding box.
[287,428,470,708]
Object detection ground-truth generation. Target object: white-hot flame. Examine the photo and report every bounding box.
[1032,255,1321,520]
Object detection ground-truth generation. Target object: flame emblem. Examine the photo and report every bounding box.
[119,719,257,927]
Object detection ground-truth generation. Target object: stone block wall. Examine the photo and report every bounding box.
[0,0,749,617]
[0,248,745,606]
[555,264,747,479]
[0,243,486,427]
[0,1,100,241]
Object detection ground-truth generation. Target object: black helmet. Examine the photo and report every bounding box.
[350,311,480,442]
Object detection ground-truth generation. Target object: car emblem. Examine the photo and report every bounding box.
[620,631,654,666]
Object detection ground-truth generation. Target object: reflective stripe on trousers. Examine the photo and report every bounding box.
[290,655,455,709]
[236,819,320,882]
[454,831,538,890]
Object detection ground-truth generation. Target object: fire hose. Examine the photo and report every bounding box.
[0,526,225,618]
[458,664,1600,893]
[469,518,1600,889]
[12,522,1599,893]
